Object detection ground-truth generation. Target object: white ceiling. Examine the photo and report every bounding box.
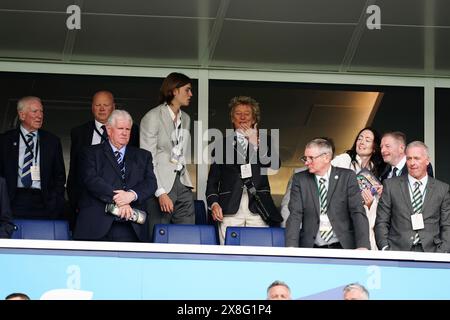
[1,0,449,77]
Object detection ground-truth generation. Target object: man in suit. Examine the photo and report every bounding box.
[375,141,450,252]
[379,131,433,181]
[0,96,66,218]
[73,110,157,242]
[0,177,14,238]
[206,96,283,244]
[67,90,139,215]
[140,73,195,240]
[285,138,370,249]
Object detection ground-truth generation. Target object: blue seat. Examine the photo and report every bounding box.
[11,219,71,240]
[153,224,218,245]
[224,227,285,247]
[194,200,208,225]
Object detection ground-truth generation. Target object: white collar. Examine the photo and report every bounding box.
[408,174,428,188]
[94,120,105,132]
[166,104,181,123]
[315,166,332,182]
[394,156,407,172]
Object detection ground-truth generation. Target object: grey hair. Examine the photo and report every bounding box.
[343,283,369,299]
[17,96,42,112]
[267,280,291,294]
[305,138,334,158]
[229,96,261,125]
[106,109,133,127]
[406,141,429,157]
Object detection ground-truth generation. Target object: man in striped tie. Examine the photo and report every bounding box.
[0,96,66,218]
[73,110,157,242]
[286,138,370,249]
[375,141,450,252]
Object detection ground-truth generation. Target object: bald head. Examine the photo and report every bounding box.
[92,90,115,124]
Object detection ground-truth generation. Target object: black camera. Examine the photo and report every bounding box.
[242,178,271,223]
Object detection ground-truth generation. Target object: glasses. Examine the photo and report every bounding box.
[300,152,328,163]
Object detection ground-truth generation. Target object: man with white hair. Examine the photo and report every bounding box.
[0,96,65,218]
[74,110,157,242]
[375,141,450,252]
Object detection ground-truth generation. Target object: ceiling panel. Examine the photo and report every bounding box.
[350,26,424,73]
[226,0,364,23]
[0,0,73,11]
[435,29,450,74]
[84,0,220,18]
[435,0,450,26]
[0,11,66,60]
[376,0,427,25]
[212,21,355,69]
[72,15,213,66]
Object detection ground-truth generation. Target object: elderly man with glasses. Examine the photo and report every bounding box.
[285,138,370,249]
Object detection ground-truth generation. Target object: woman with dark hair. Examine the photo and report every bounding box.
[332,127,385,250]
[140,73,195,240]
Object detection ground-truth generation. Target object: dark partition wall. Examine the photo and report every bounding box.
[435,88,450,184]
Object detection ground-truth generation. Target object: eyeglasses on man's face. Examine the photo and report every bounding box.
[300,152,328,163]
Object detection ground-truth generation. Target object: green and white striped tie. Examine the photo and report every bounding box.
[412,181,422,245]
[319,178,333,242]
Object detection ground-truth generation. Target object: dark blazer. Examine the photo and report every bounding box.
[73,142,157,241]
[380,162,434,181]
[375,175,450,252]
[67,120,139,209]
[285,166,370,249]
[0,128,66,217]
[206,134,283,225]
[0,177,14,238]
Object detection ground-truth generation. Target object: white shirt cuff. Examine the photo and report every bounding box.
[129,190,138,201]
[155,188,166,197]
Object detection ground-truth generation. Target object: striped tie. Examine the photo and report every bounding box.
[237,136,247,153]
[114,151,125,181]
[319,177,334,242]
[21,132,35,188]
[412,181,422,245]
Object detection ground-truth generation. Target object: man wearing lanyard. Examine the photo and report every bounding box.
[68,90,140,218]
[286,138,370,249]
[206,96,282,245]
[0,96,65,218]
[140,73,195,240]
[375,141,450,252]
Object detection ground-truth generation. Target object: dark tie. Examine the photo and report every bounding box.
[412,181,422,245]
[114,151,125,181]
[391,167,398,178]
[21,132,35,188]
[100,125,108,143]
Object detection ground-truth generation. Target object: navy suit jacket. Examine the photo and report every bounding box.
[0,128,66,217]
[0,177,14,238]
[73,142,157,241]
[67,120,139,209]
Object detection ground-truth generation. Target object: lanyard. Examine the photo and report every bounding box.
[172,120,183,146]
[19,130,39,164]
[93,126,108,143]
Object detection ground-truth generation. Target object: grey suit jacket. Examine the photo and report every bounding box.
[140,104,192,194]
[375,175,450,252]
[285,166,370,249]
